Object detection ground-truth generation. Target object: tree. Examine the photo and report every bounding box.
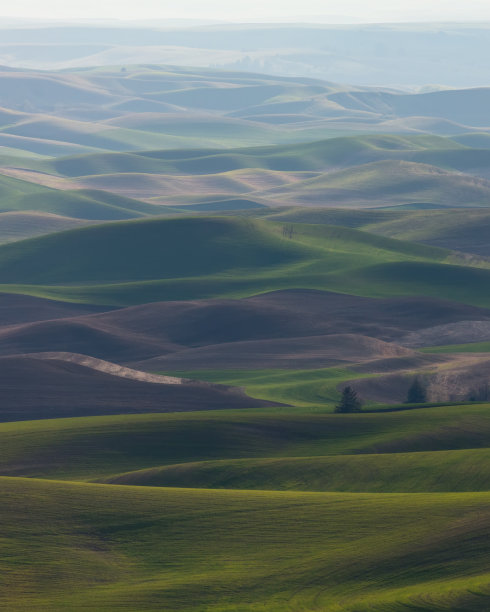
[335,386,362,413]
[468,383,490,402]
[406,376,427,404]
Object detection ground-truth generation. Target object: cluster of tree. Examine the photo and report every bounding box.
[336,375,490,413]
[282,225,295,239]
[335,376,429,413]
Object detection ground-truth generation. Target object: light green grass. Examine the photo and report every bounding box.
[161,367,362,408]
[51,134,465,178]
[422,341,490,353]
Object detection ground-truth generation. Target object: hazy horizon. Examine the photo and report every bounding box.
[2,0,490,24]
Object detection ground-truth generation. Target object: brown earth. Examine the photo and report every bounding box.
[0,354,278,422]
[0,292,112,326]
[349,354,490,405]
[0,290,488,369]
[133,334,415,371]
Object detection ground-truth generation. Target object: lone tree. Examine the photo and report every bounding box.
[468,383,490,402]
[335,386,362,413]
[406,376,427,404]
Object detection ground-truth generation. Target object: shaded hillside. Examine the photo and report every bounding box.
[262,160,490,207]
[0,292,111,326]
[1,216,485,308]
[0,173,159,219]
[363,209,490,257]
[0,217,307,285]
[0,211,91,243]
[0,290,488,368]
[0,355,274,422]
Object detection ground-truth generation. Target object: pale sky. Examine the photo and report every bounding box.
[2,0,490,23]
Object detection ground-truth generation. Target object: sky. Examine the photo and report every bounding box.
[2,0,490,23]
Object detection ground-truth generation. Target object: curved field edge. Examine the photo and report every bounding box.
[0,216,487,306]
[1,477,490,611]
[1,404,490,481]
[99,447,490,493]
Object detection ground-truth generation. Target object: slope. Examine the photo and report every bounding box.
[0,354,273,422]
[261,160,490,207]
[1,404,490,480]
[0,173,159,219]
[0,216,488,308]
[2,477,490,611]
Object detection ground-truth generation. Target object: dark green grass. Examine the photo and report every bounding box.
[102,447,490,493]
[0,217,308,285]
[0,215,485,307]
[1,478,490,611]
[1,404,490,481]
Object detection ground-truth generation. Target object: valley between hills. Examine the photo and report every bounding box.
[0,60,490,611]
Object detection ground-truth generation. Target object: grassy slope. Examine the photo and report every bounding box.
[102,447,490,493]
[161,367,360,408]
[1,404,490,481]
[262,160,490,206]
[50,134,464,178]
[2,402,490,610]
[0,173,160,220]
[0,211,91,243]
[423,341,490,353]
[0,215,488,307]
[2,477,490,611]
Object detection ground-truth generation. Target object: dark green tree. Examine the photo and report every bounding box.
[406,377,427,404]
[335,386,362,413]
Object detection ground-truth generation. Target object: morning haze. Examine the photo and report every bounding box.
[0,5,490,612]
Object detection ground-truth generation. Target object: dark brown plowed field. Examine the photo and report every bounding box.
[0,355,277,422]
[0,290,488,370]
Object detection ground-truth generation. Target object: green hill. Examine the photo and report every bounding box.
[263,160,490,207]
[103,447,490,493]
[2,477,490,611]
[362,209,490,257]
[0,217,308,285]
[1,403,490,611]
[0,211,90,243]
[1,403,489,481]
[0,215,488,306]
[51,134,464,178]
[0,174,160,220]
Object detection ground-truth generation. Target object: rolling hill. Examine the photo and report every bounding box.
[0,215,487,308]
[1,476,489,611]
[0,354,273,422]
[261,160,490,207]
[0,173,161,219]
[1,59,490,612]
[1,289,486,369]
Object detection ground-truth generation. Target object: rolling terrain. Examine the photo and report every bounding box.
[1,402,490,610]
[1,59,490,611]
[0,215,488,308]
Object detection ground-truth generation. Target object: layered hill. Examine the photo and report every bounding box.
[261,160,490,207]
[0,289,488,371]
[30,133,490,209]
[0,173,160,220]
[0,215,488,308]
[0,354,274,422]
